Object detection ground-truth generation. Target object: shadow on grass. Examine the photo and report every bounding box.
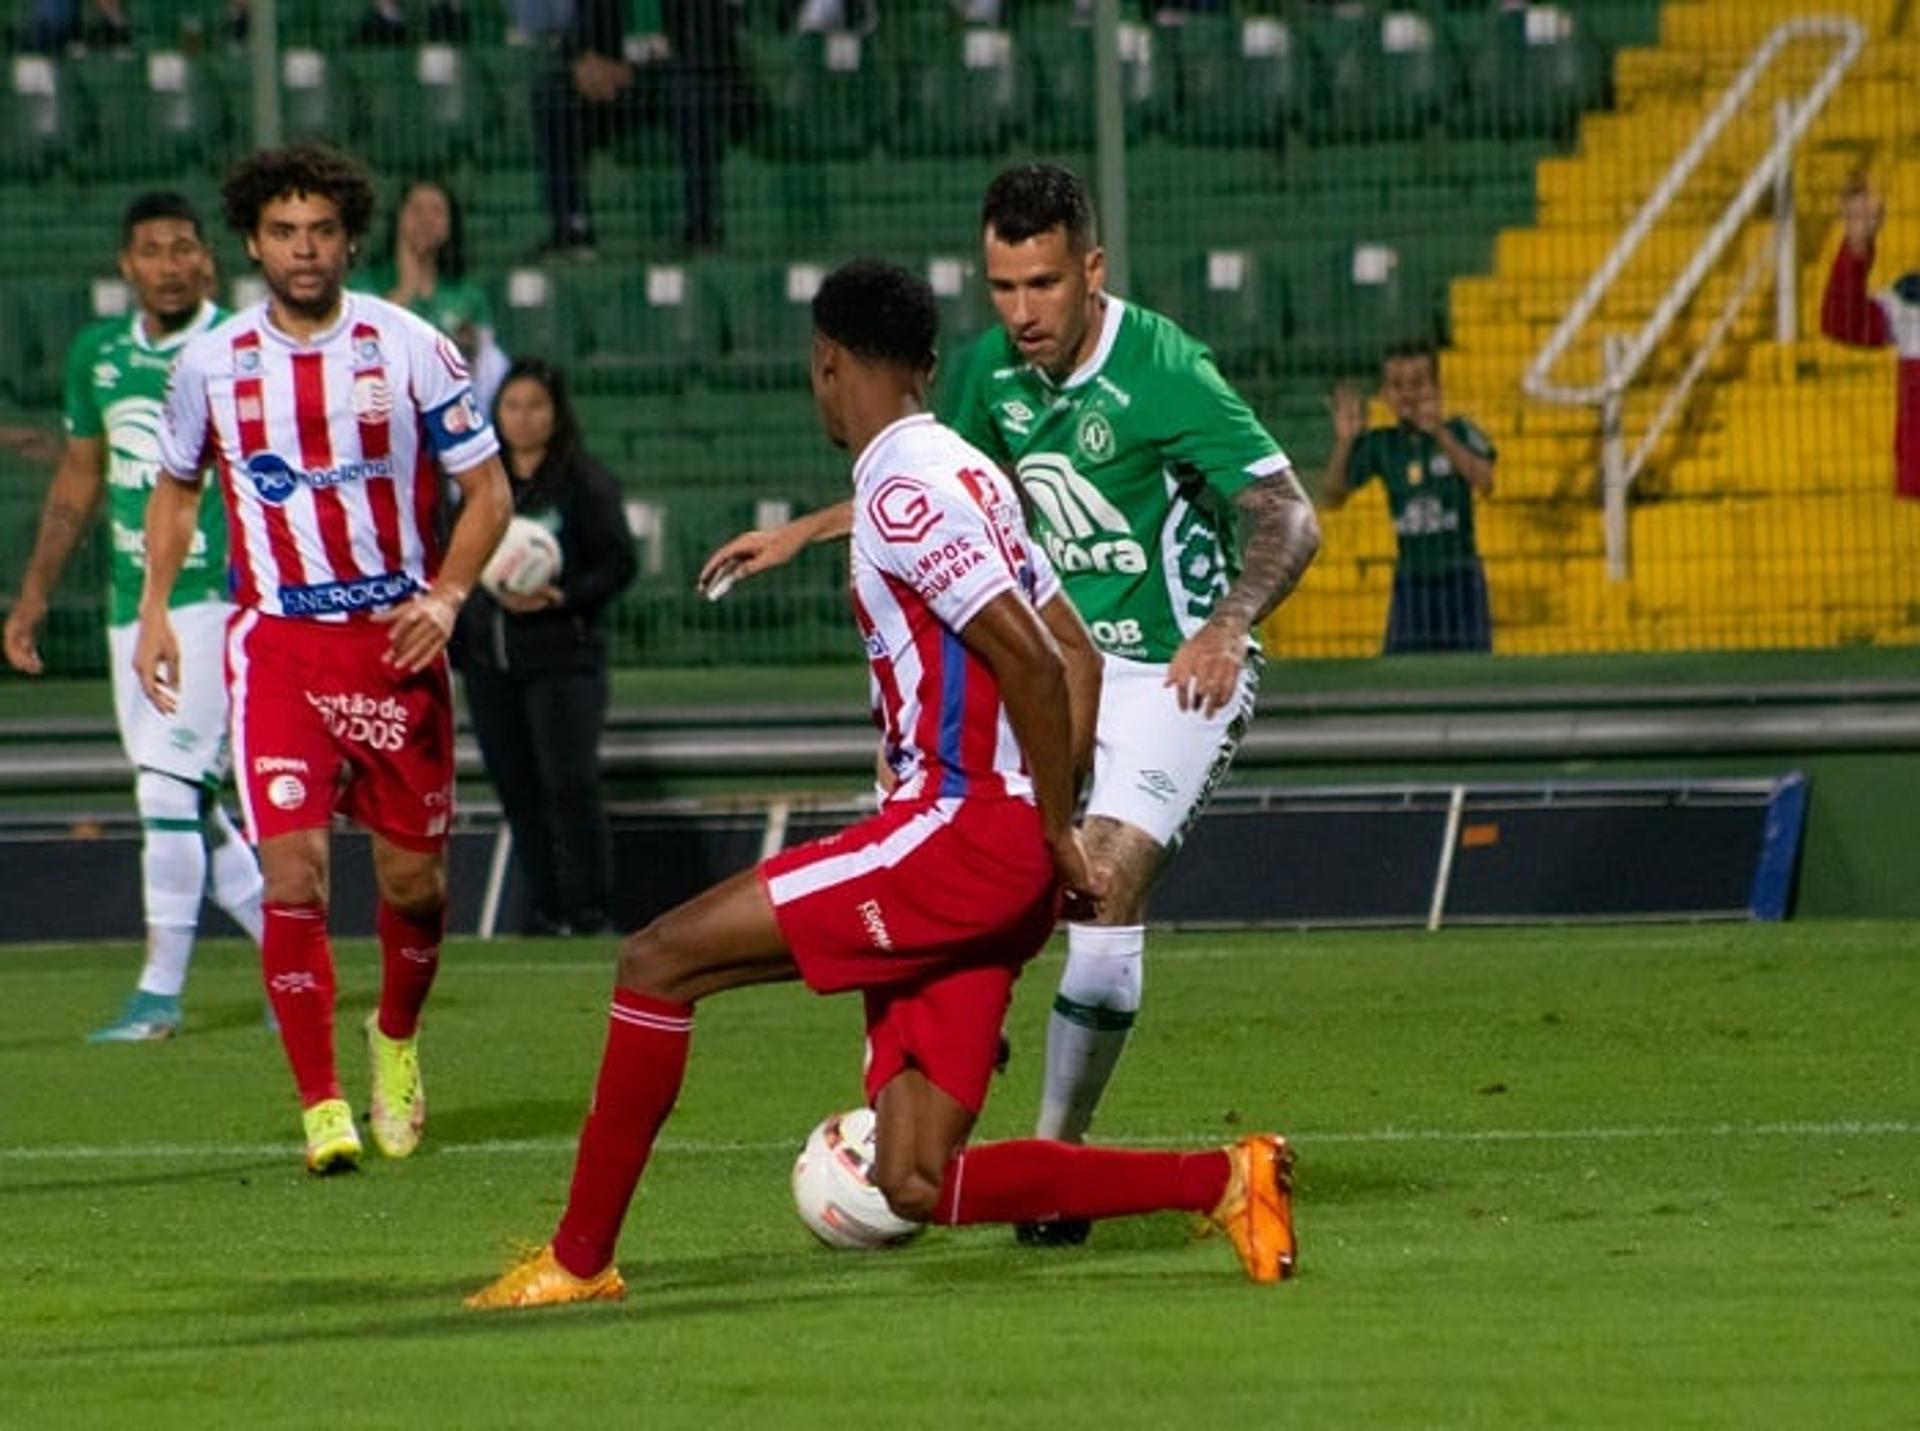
[0,1159,290,1200]
[429,1099,585,1143]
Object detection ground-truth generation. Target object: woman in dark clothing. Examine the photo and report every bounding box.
[459,359,636,936]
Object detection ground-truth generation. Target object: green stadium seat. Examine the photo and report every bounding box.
[3,280,94,408]
[68,51,227,181]
[749,32,893,161]
[895,30,1021,157]
[1166,15,1310,148]
[1282,242,1444,377]
[1019,19,1167,150]
[569,264,722,394]
[273,46,344,144]
[1451,9,1606,144]
[1133,246,1285,380]
[342,47,482,171]
[1301,10,1458,145]
[469,46,541,168]
[925,252,994,347]
[491,266,581,367]
[0,55,76,179]
[712,260,826,389]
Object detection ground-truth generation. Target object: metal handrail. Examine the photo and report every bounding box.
[1522,15,1866,409]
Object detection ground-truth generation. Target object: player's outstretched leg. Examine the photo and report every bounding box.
[467,866,796,1310]
[877,1070,1297,1283]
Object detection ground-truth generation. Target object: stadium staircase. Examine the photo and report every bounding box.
[1368,0,1920,658]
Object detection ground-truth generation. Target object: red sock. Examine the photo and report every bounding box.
[376,900,443,1040]
[261,900,339,1107]
[933,1140,1231,1227]
[552,989,695,1278]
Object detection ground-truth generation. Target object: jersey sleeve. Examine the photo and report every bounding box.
[935,336,1012,467]
[61,327,103,439]
[406,317,501,474]
[860,473,1021,634]
[156,341,213,481]
[1449,416,1497,463]
[1155,348,1291,499]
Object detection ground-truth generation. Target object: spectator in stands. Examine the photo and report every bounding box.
[20,0,128,51]
[533,0,750,258]
[457,359,636,937]
[1319,342,1498,654]
[350,0,471,45]
[1820,181,1920,500]
[356,178,510,412]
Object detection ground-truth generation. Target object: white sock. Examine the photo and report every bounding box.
[1035,923,1144,1143]
[206,803,265,945]
[136,771,208,998]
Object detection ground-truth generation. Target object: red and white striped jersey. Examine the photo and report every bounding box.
[850,413,1062,806]
[158,292,501,620]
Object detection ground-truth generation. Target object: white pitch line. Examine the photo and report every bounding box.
[1,1119,1911,1165]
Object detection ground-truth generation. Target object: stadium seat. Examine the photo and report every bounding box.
[1301,10,1458,145]
[895,30,1021,157]
[712,260,825,389]
[341,47,482,171]
[1166,15,1310,148]
[569,265,722,394]
[273,47,343,144]
[0,55,76,178]
[1132,247,1286,380]
[1451,8,1606,144]
[468,46,541,168]
[1017,16,1167,149]
[68,51,227,181]
[749,32,894,161]
[1283,242,1445,376]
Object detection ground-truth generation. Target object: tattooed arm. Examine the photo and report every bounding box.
[4,436,106,675]
[1165,469,1321,717]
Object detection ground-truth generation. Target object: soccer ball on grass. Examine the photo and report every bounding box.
[791,1107,923,1251]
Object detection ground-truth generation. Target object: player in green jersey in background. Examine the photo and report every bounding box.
[701,164,1320,1245]
[3,192,264,1042]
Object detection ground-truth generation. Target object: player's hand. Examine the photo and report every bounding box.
[1328,382,1369,443]
[495,583,561,615]
[1842,180,1885,254]
[1049,827,1107,922]
[133,612,181,715]
[377,587,462,674]
[697,525,807,598]
[3,592,48,675]
[573,53,633,103]
[1166,618,1249,718]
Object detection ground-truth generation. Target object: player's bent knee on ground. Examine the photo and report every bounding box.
[613,923,704,1003]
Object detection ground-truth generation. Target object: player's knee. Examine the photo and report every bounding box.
[615,925,687,1001]
[379,865,445,917]
[872,1165,941,1224]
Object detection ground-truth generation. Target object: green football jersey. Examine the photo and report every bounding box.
[940,297,1289,662]
[1344,417,1496,577]
[62,301,228,625]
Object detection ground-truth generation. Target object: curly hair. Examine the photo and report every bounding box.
[221,143,377,241]
[812,258,938,373]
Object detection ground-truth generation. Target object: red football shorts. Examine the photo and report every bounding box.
[761,795,1060,1114]
[225,609,456,851]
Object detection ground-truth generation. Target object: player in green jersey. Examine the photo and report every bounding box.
[1320,341,1498,653]
[3,193,264,1042]
[701,165,1320,1244]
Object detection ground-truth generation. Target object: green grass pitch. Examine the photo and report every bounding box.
[2,924,1915,1429]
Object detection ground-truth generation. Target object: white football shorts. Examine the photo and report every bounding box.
[1084,650,1259,849]
[108,599,235,786]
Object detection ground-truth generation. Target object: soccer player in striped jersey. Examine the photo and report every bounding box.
[133,145,514,1174]
[465,259,1295,1311]
[702,166,1321,1245]
[5,192,265,1043]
